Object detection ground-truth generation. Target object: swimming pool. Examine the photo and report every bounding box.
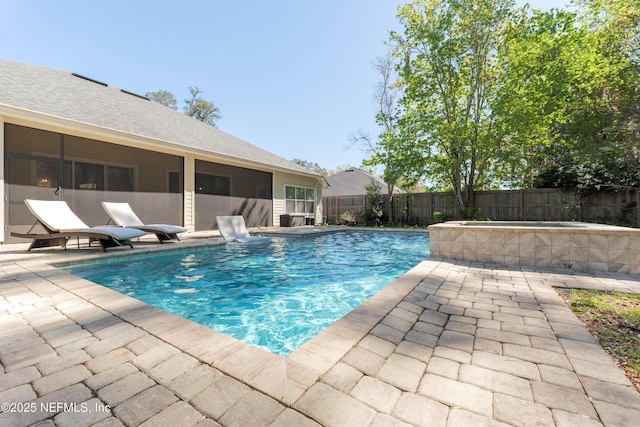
[65,230,430,355]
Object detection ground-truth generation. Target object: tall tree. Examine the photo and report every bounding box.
[183,87,222,128]
[146,87,222,128]
[492,8,581,188]
[572,0,640,167]
[291,159,329,176]
[393,0,516,217]
[355,55,409,224]
[495,0,640,193]
[146,90,178,110]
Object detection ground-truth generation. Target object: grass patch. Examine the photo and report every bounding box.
[558,289,640,392]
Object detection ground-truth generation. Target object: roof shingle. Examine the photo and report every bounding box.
[0,60,316,176]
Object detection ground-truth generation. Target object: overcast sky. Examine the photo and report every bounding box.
[0,0,569,172]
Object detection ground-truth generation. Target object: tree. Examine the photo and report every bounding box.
[145,87,222,127]
[363,179,385,226]
[495,0,640,193]
[367,0,638,209]
[146,90,178,110]
[291,159,329,176]
[571,0,640,178]
[184,86,222,127]
[353,55,410,224]
[492,8,582,188]
[392,0,516,217]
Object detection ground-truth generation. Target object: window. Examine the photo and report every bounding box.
[64,134,180,193]
[107,166,134,191]
[285,185,314,214]
[68,161,135,191]
[35,160,59,187]
[196,173,231,196]
[75,162,104,190]
[168,171,181,193]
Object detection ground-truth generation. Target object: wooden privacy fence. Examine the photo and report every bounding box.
[323,195,366,225]
[322,188,640,228]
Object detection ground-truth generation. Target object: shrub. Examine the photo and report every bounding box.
[339,210,356,225]
[433,211,449,223]
[364,180,385,226]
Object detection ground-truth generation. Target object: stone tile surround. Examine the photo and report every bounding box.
[429,221,640,274]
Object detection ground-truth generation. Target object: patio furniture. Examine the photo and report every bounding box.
[216,215,270,243]
[11,199,146,252]
[102,202,187,243]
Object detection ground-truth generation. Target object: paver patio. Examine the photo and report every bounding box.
[1,230,640,426]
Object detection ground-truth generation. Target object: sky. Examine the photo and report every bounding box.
[0,0,568,173]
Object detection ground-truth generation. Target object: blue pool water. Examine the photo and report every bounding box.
[65,230,429,355]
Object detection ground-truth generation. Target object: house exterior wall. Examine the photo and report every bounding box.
[0,115,5,243]
[273,171,323,226]
[193,159,273,230]
[2,122,186,241]
[1,110,321,242]
[183,154,196,231]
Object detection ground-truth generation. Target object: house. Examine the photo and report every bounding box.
[0,60,323,242]
[323,168,404,197]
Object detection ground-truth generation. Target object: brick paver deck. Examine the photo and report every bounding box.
[1,230,639,426]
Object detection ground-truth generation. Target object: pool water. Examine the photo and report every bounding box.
[65,230,430,355]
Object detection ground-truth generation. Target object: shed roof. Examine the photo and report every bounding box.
[0,60,317,177]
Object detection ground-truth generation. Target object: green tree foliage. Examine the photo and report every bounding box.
[355,55,409,224]
[496,0,640,194]
[291,159,329,176]
[184,87,222,128]
[145,87,222,127]
[391,0,515,217]
[146,90,178,110]
[569,0,640,192]
[364,179,385,226]
[376,0,639,207]
[493,8,584,187]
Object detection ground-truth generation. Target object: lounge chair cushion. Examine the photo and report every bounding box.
[25,199,144,240]
[216,215,270,243]
[102,202,187,239]
[216,216,251,240]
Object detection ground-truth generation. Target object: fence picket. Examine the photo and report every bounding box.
[322,189,638,227]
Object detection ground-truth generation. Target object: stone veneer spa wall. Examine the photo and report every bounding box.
[428,221,640,274]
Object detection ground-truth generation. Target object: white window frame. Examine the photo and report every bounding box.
[284,185,315,215]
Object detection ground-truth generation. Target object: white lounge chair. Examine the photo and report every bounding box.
[102,202,187,243]
[11,199,146,252]
[216,215,270,243]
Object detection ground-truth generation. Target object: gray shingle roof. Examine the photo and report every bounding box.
[323,168,405,197]
[0,60,316,177]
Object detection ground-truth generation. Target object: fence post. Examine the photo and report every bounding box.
[519,190,524,220]
[576,191,582,222]
[429,193,433,225]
